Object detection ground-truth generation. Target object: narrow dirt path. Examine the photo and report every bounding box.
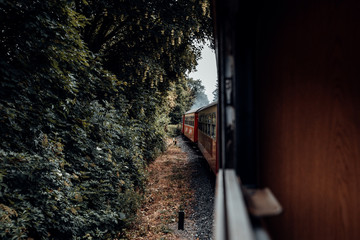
[125,136,214,239]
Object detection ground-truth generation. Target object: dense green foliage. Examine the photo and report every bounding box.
[168,77,210,123]
[0,0,211,239]
[188,78,210,109]
[168,78,195,124]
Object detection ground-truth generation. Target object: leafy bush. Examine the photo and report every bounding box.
[167,124,182,137]
[0,0,211,239]
[0,1,145,238]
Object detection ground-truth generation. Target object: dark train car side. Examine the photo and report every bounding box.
[213,0,360,239]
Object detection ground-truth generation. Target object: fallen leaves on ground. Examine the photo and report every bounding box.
[125,140,196,239]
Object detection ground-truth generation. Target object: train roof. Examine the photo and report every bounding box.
[184,108,199,114]
[196,101,218,112]
[184,101,218,115]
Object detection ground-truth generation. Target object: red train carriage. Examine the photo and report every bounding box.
[182,109,198,143]
[197,102,218,173]
[182,102,219,174]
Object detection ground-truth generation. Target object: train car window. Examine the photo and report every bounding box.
[199,113,213,137]
[203,115,206,133]
[184,116,195,126]
[212,125,216,139]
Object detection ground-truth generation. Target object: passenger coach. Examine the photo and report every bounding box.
[182,109,198,143]
[182,102,218,174]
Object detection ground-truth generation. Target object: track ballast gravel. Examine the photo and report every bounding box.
[175,135,215,240]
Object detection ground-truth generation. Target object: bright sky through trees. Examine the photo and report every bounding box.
[189,44,217,102]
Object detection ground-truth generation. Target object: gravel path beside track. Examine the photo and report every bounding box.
[125,135,215,239]
[175,135,215,240]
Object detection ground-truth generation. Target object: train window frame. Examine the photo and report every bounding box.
[184,115,195,126]
[214,0,283,239]
[212,124,216,139]
[211,112,216,139]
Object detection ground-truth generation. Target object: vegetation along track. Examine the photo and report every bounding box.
[126,136,215,239]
